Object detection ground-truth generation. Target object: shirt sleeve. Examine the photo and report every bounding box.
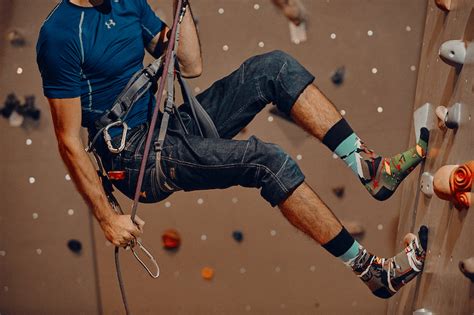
[139,0,166,46]
[36,29,82,99]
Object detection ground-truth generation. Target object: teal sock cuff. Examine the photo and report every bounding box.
[334,133,359,157]
[339,240,360,262]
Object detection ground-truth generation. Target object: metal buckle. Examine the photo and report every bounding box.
[103,121,128,154]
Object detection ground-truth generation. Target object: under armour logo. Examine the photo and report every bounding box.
[105,19,116,29]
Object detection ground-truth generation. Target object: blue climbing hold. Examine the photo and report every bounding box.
[232,230,244,243]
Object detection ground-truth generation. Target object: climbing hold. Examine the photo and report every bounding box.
[17,96,41,121]
[433,161,473,210]
[201,267,214,280]
[7,30,26,47]
[271,0,306,26]
[0,94,20,119]
[67,239,83,254]
[420,172,434,197]
[435,103,462,129]
[232,230,244,243]
[459,257,474,281]
[413,103,436,140]
[413,308,434,315]
[271,0,307,44]
[434,0,452,11]
[439,40,467,65]
[332,186,345,199]
[162,229,181,250]
[331,67,345,86]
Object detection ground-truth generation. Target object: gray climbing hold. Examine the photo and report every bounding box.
[439,40,467,65]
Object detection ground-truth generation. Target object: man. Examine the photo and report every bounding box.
[37,0,429,299]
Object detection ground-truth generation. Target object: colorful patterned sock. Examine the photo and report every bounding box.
[322,119,429,201]
[323,226,428,299]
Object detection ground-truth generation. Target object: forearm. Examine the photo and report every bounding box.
[175,1,202,77]
[57,137,116,224]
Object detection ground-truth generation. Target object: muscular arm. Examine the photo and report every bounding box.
[48,97,143,246]
[146,0,202,77]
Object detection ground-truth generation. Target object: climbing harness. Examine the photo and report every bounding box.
[86,0,219,313]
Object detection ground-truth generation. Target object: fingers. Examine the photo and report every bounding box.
[134,215,146,232]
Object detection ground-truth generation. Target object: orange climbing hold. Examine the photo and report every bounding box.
[433,160,473,210]
[201,267,214,280]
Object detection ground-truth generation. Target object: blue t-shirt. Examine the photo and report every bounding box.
[36,0,165,138]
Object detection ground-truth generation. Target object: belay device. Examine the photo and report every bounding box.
[87,0,219,313]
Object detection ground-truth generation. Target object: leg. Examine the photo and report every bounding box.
[279,182,428,298]
[179,50,315,139]
[289,84,429,201]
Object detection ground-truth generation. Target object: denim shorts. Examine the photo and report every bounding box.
[100,50,315,207]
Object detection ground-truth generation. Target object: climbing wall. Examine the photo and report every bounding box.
[387,0,474,314]
[0,0,429,314]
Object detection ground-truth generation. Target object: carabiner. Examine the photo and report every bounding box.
[103,121,128,154]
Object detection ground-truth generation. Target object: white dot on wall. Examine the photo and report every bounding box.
[377,106,384,113]
[164,201,171,208]
[371,68,378,74]
[194,87,201,93]
[240,267,246,274]
[232,197,238,203]
[267,116,274,122]
[201,234,208,241]
[340,109,346,116]
[32,213,39,220]
[16,67,23,74]
[197,198,204,205]
[310,265,316,272]
[65,174,71,181]
[296,154,302,161]
[367,30,374,36]
[218,8,224,14]
[4,286,8,292]
[29,177,35,184]
[258,41,265,48]
[410,65,416,71]
[253,3,260,10]
[67,209,74,216]
[377,224,383,231]
[245,305,252,312]
[25,139,32,146]
[332,153,338,159]
[270,229,277,236]
[275,266,281,272]
[0,251,6,257]
[36,248,42,255]
[406,25,412,32]
[222,45,229,51]
[330,33,336,39]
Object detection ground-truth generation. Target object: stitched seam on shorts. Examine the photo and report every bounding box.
[275,155,289,177]
[241,142,250,163]
[161,157,289,193]
[276,61,288,81]
[240,62,245,84]
[220,96,259,128]
[256,82,270,104]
